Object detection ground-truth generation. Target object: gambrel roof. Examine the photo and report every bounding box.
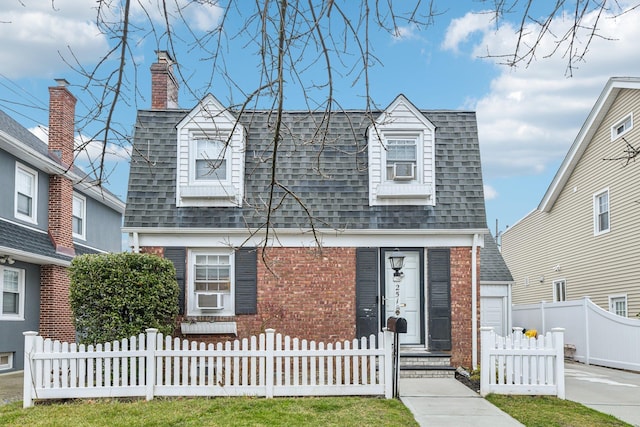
[124,105,487,231]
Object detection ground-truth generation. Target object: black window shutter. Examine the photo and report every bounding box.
[356,248,379,339]
[164,247,186,315]
[235,247,257,314]
[428,248,451,351]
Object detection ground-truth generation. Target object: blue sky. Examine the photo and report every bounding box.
[2,1,640,240]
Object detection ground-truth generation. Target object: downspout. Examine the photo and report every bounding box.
[472,233,479,369]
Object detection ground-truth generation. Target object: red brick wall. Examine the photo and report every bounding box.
[48,175,74,255]
[166,247,357,344]
[236,247,356,342]
[39,265,75,342]
[449,246,480,368]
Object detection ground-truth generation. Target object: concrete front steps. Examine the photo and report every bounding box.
[399,348,455,378]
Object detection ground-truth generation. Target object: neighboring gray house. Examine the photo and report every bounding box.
[480,234,514,336]
[0,81,125,372]
[123,52,489,369]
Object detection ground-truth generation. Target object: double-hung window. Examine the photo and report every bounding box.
[594,189,610,235]
[194,138,228,182]
[1,267,24,319]
[386,138,417,181]
[15,164,37,223]
[609,295,627,317]
[552,279,566,302]
[189,252,233,315]
[72,194,86,239]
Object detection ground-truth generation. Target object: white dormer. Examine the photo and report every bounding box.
[176,94,246,207]
[368,95,436,206]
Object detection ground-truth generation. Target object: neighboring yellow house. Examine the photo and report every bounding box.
[502,77,640,319]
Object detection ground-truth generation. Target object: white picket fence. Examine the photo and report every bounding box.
[480,326,565,398]
[23,328,393,407]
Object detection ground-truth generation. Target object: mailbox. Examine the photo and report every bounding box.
[386,316,407,333]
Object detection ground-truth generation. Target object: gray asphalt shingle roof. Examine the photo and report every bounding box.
[0,219,72,262]
[0,110,50,158]
[124,107,487,230]
[480,234,513,282]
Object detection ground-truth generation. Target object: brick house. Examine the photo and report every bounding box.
[0,81,125,372]
[123,52,489,368]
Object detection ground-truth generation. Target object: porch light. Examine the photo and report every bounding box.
[389,249,405,277]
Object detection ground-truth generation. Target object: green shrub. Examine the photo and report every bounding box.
[69,252,179,345]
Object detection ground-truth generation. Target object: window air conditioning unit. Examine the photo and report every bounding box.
[196,293,224,310]
[393,162,415,180]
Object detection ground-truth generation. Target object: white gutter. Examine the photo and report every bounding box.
[472,233,479,369]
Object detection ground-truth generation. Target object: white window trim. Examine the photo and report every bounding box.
[552,279,566,302]
[1,266,25,320]
[610,113,633,141]
[0,352,13,370]
[383,134,422,183]
[72,193,87,240]
[189,131,232,185]
[187,249,235,317]
[608,294,628,317]
[14,163,38,224]
[593,188,610,236]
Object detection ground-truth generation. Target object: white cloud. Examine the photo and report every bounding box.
[484,185,498,201]
[441,11,493,53]
[29,126,130,166]
[0,0,109,78]
[393,24,420,42]
[130,0,223,32]
[445,6,640,180]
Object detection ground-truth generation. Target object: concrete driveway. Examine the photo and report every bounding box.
[565,361,640,426]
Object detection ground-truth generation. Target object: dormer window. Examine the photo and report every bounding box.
[368,95,435,206]
[194,137,228,182]
[176,94,245,208]
[386,138,418,181]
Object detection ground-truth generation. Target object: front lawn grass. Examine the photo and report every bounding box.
[0,396,418,427]
[486,394,632,427]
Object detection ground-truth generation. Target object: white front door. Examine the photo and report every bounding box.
[384,251,421,344]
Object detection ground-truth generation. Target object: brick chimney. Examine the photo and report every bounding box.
[47,78,75,257]
[40,78,76,343]
[151,50,179,109]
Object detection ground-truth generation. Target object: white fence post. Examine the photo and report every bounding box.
[480,327,493,397]
[552,328,565,399]
[583,297,591,365]
[22,331,38,408]
[265,329,275,398]
[383,329,393,399]
[145,328,158,401]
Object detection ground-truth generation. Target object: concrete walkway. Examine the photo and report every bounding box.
[0,371,22,405]
[399,377,523,426]
[565,361,640,427]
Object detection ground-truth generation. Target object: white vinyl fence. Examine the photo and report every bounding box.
[23,328,393,408]
[513,297,640,372]
[480,327,565,398]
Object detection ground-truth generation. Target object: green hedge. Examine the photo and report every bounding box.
[69,253,179,345]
